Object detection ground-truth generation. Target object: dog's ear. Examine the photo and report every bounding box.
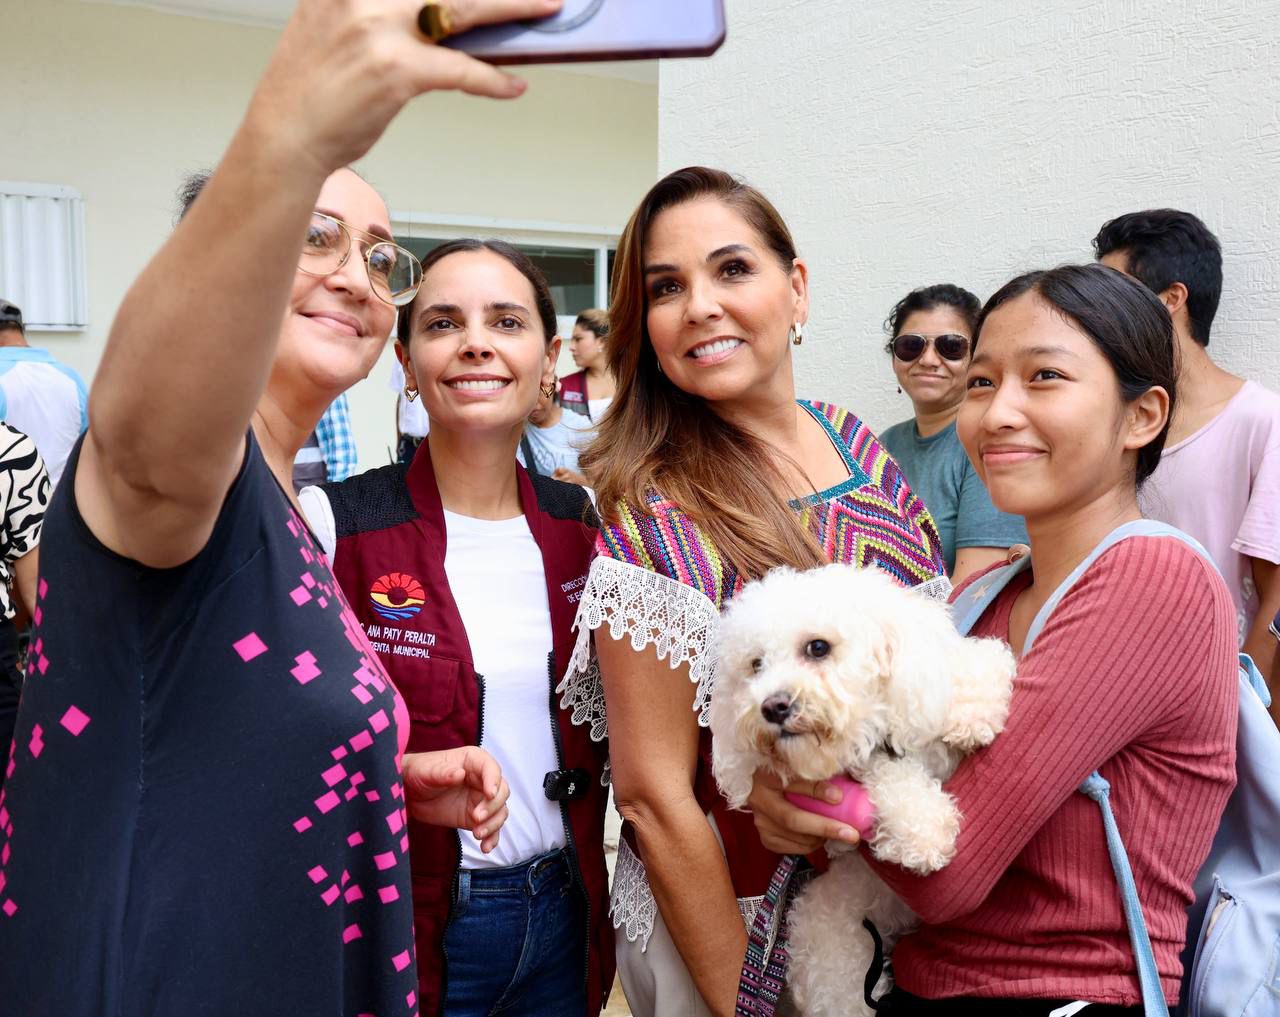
[708,671,760,810]
[711,740,758,810]
[875,607,953,752]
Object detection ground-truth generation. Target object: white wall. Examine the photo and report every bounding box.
[659,0,1280,434]
[3,0,657,468]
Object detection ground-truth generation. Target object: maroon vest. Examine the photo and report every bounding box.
[558,370,591,417]
[323,447,613,1016]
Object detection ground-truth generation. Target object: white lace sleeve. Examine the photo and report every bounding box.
[557,556,721,747]
[915,574,954,602]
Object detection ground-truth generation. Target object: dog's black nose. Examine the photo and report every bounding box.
[761,694,793,726]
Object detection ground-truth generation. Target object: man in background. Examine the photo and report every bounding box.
[1095,210,1280,716]
[0,300,88,486]
[0,422,50,780]
[292,393,358,493]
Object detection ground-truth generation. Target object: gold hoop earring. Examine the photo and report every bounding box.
[404,386,419,403]
[790,322,804,346]
[540,383,556,399]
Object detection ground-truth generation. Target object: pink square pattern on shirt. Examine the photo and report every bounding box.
[275,509,417,995]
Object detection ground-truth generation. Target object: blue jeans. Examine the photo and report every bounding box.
[442,848,588,1017]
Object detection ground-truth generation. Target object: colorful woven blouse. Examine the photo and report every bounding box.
[558,400,948,946]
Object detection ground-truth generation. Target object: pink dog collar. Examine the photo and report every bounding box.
[785,774,876,839]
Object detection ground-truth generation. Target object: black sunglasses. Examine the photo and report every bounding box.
[891,332,971,362]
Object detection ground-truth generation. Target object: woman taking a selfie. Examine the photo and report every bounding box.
[558,166,947,1017]
[750,265,1237,1016]
[302,239,613,1017]
[0,2,562,1014]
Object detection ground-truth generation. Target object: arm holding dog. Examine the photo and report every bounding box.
[865,542,1232,925]
[752,540,1236,925]
[600,632,746,1017]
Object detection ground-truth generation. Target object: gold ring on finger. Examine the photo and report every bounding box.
[417,3,457,43]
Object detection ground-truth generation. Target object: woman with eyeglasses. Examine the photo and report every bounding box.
[0,2,561,1015]
[300,239,612,1017]
[879,284,1028,582]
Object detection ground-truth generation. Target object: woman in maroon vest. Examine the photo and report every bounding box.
[558,308,616,420]
[302,240,613,1017]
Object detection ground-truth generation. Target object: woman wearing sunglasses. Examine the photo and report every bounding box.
[0,2,561,1015]
[879,284,1028,582]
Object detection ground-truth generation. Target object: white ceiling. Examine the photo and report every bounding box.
[79,0,660,83]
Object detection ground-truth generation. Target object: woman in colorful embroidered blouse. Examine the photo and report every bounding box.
[557,166,947,1017]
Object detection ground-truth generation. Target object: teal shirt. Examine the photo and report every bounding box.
[878,418,1027,574]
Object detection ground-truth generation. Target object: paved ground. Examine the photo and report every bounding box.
[603,975,633,1015]
[601,795,632,1014]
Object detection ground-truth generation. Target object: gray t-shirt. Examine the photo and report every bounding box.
[879,418,1027,573]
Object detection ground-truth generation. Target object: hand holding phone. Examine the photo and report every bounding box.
[441,0,726,65]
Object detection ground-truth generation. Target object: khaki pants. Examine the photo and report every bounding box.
[614,811,744,1017]
[616,903,715,1017]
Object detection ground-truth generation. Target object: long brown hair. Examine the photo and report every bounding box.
[581,167,824,580]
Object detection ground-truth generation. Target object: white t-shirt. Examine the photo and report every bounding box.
[0,347,88,487]
[389,360,429,439]
[299,490,565,869]
[586,396,613,421]
[516,411,593,476]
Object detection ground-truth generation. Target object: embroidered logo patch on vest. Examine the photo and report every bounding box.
[369,572,426,622]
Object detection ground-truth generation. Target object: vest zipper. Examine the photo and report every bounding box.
[547,649,591,994]
[442,669,485,1011]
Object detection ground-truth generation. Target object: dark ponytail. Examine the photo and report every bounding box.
[976,263,1178,487]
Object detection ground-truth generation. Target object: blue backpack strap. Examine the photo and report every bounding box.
[949,555,1031,636]
[1018,519,1212,1017]
[1079,772,1171,1017]
[1239,651,1271,708]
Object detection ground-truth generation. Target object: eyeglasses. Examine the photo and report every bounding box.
[300,213,423,307]
[891,332,971,362]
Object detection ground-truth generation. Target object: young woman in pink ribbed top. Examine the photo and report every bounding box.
[750,263,1238,1017]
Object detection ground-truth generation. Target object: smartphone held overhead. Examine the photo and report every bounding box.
[441,0,727,65]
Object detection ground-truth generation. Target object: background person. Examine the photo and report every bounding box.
[0,1,561,1012]
[559,166,946,1017]
[878,284,1028,583]
[392,356,431,463]
[292,392,358,492]
[0,422,49,782]
[0,300,88,487]
[559,308,615,420]
[516,361,593,484]
[1095,210,1280,708]
[301,239,614,1017]
[750,264,1236,1017]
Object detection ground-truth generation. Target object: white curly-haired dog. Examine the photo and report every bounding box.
[710,563,1017,1016]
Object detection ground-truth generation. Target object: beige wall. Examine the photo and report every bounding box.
[659,0,1280,435]
[3,0,657,469]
